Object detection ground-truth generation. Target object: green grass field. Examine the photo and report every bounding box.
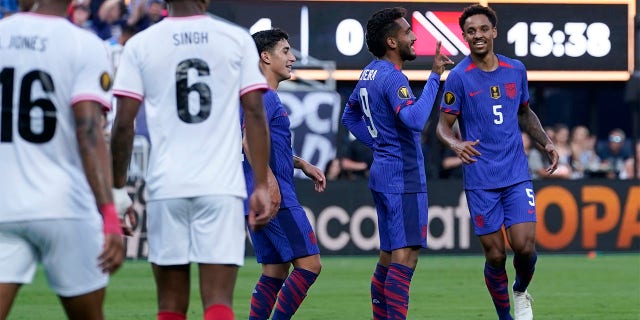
[7,254,640,319]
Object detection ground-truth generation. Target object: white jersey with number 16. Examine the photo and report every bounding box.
[0,13,113,223]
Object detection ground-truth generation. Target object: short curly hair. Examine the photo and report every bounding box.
[458,4,498,30]
[365,7,406,58]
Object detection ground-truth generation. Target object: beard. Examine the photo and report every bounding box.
[399,44,416,61]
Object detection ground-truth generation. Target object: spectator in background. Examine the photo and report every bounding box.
[551,123,573,179]
[70,1,94,31]
[94,0,126,41]
[341,134,373,179]
[127,0,164,31]
[598,128,633,179]
[522,132,548,179]
[570,125,603,178]
[324,157,349,181]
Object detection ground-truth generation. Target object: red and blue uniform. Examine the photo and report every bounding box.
[242,89,318,263]
[440,54,536,235]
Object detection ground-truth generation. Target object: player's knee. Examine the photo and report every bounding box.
[513,244,536,258]
[485,250,507,267]
[293,255,322,275]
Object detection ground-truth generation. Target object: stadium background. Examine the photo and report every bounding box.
[114,0,640,258]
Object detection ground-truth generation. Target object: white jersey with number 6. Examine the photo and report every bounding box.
[113,15,267,201]
[0,13,113,223]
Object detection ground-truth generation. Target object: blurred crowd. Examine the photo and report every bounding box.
[328,122,640,181]
[0,0,165,42]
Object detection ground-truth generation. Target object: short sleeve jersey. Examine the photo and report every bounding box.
[0,13,112,222]
[346,60,426,193]
[113,15,268,200]
[242,89,300,214]
[440,54,531,190]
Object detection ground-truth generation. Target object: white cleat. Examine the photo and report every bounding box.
[513,290,533,320]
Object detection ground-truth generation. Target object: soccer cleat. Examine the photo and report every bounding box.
[513,290,533,320]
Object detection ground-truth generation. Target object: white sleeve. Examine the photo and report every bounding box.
[238,31,267,96]
[112,38,144,101]
[71,35,113,110]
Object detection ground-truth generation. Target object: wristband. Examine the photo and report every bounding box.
[100,203,123,235]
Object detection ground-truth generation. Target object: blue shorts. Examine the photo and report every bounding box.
[371,191,428,252]
[465,180,537,236]
[248,206,319,264]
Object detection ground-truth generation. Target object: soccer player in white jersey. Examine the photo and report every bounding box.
[0,0,125,318]
[110,0,272,319]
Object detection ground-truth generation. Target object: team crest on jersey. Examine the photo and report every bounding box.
[505,83,516,99]
[444,91,455,105]
[397,86,410,99]
[100,72,112,91]
[490,86,501,99]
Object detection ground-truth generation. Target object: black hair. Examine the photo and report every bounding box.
[365,7,406,58]
[458,4,498,30]
[251,28,289,54]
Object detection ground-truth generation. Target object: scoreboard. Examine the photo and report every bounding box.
[210,0,636,81]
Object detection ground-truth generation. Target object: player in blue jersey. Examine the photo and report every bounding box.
[436,4,559,320]
[341,7,453,320]
[242,28,326,320]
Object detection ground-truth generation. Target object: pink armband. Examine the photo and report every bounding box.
[100,203,123,235]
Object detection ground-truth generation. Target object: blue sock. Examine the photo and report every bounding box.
[250,274,285,320]
[272,268,318,320]
[513,252,537,292]
[385,263,414,320]
[484,263,512,320]
[371,263,388,320]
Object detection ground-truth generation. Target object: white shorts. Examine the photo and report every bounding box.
[0,218,108,297]
[146,195,245,266]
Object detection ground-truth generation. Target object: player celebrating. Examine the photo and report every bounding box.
[243,28,326,320]
[342,7,453,320]
[109,0,272,318]
[436,4,558,320]
[0,0,124,318]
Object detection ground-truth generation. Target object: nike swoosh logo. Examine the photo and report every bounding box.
[469,91,482,96]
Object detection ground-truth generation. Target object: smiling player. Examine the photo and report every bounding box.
[342,7,453,320]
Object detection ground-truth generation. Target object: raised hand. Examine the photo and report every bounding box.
[432,41,455,75]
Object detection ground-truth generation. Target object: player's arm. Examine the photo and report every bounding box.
[518,103,558,174]
[73,100,124,274]
[293,155,326,192]
[341,100,374,148]
[242,90,272,230]
[398,41,454,131]
[242,128,281,217]
[436,112,480,164]
[111,97,141,189]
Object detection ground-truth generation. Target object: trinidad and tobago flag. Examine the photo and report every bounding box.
[412,11,470,57]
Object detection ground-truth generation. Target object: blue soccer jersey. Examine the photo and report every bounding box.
[242,89,300,213]
[440,54,531,190]
[343,60,437,193]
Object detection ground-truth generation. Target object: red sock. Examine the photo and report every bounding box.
[204,304,234,320]
[157,311,186,320]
